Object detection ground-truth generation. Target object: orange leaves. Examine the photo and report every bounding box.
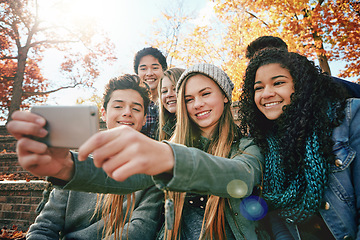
[0,225,26,239]
[1,0,117,122]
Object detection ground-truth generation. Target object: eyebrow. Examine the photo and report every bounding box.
[113,100,144,108]
[254,75,289,85]
[139,63,161,68]
[184,87,210,97]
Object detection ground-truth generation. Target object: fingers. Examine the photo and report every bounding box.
[79,125,175,182]
[17,138,48,156]
[111,159,142,182]
[6,111,47,140]
[104,141,175,182]
[78,127,125,163]
[11,110,46,125]
[16,138,52,176]
[16,138,73,179]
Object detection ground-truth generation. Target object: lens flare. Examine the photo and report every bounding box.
[226,179,248,198]
[239,195,268,221]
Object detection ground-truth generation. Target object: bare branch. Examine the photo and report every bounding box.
[23,82,83,96]
[0,56,17,60]
[245,11,269,27]
[29,39,79,48]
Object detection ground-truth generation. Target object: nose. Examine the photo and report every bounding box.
[167,89,176,99]
[193,97,204,109]
[122,106,132,116]
[262,86,276,98]
[146,68,153,76]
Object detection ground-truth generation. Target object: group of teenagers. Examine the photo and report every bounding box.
[6,36,360,240]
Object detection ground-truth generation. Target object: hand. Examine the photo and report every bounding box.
[78,125,175,181]
[6,111,74,180]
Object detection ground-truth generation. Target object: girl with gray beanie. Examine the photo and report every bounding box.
[8,64,269,240]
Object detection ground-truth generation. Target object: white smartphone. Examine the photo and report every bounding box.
[30,105,99,148]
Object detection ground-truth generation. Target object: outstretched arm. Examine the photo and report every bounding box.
[78,125,175,181]
[6,111,74,180]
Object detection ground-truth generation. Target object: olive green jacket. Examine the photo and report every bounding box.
[64,137,268,239]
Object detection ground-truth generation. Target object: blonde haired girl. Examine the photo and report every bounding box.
[158,67,185,141]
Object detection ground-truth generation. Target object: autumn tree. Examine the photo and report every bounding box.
[213,0,360,78]
[150,0,359,102]
[146,0,194,68]
[0,0,116,122]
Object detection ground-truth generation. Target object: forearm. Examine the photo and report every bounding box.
[63,152,155,194]
[153,139,263,198]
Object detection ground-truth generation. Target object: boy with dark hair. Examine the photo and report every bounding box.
[246,36,360,98]
[26,74,163,240]
[133,47,168,139]
[245,36,288,59]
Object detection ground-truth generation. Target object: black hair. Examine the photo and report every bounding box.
[133,47,167,74]
[103,74,150,115]
[245,36,288,59]
[238,48,348,172]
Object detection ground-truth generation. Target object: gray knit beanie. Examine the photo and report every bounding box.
[176,63,234,102]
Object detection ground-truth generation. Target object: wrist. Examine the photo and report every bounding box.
[54,151,75,181]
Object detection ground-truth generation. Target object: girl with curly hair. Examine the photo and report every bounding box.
[238,48,360,240]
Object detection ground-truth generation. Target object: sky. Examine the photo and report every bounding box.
[40,0,209,106]
[35,0,359,106]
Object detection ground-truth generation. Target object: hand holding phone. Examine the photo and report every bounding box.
[30,105,99,148]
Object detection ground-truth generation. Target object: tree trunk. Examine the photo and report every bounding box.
[7,47,28,123]
[312,31,331,75]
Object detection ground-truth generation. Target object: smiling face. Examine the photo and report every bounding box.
[184,74,228,138]
[254,63,294,120]
[102,89,146,131]
[137,55,164,92]
[161,76,177,114]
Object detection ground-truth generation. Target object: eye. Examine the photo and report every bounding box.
[133,108,141,112]
[161,90,168,94]
[202,92,211,97]
[114,105,123,109]
[274,81,285,86]
[254,85,263,91]
[185,98,193,103]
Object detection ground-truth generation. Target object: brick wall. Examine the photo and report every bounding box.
[0,125,46,232]
[0,181,47,231]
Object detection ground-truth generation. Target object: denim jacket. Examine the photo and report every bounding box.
[270,98,360,240]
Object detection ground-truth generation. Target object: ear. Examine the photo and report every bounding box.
[142,114,147,126]
[224,95,229,104]
[101,107,107,122]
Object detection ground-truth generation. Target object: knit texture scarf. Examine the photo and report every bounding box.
[263,131,330,223]
[262,100,340,223]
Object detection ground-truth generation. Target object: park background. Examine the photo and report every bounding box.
[1,0,360,124]
[0,0,359,236]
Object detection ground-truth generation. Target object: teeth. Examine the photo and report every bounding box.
[264,102,280,107]
[197,111,210,117]
[145,79,155,82]
[167,100,176,105]
[118,122,133,125]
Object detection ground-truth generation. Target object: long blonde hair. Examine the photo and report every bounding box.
[158,67,185,141]
[95,193,136,240]
[164,74,239,240]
